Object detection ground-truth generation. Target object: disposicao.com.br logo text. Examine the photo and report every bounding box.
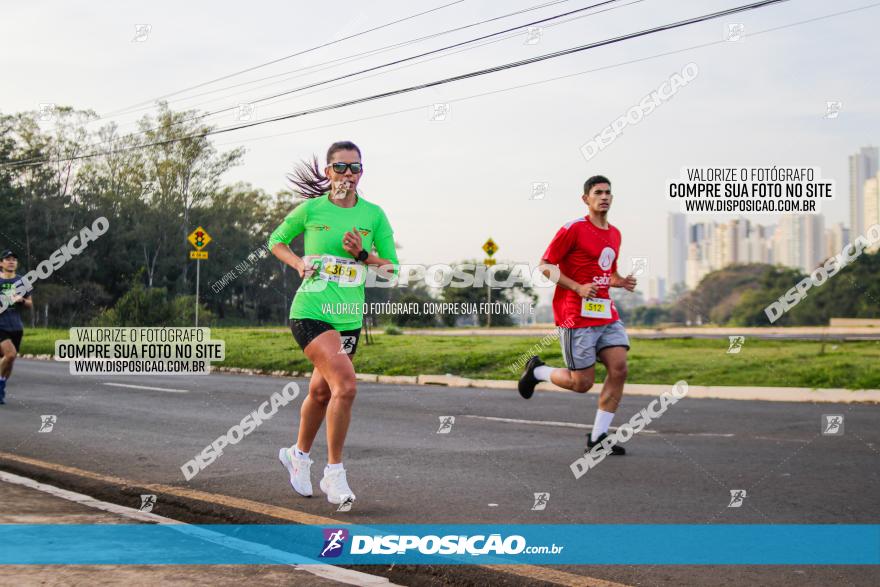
[321,531,564,557]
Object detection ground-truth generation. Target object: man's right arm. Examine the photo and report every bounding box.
[541,223,597,298]
[539,259,597,298]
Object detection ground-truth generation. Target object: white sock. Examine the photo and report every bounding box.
[293,446,309,459]
[533,365,555,381]
[326,463,344,473]
[590,409,615,442]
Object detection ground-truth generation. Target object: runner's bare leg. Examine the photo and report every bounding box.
[596,346,628,412]
[303,330,357,464]
[550,367,595,393]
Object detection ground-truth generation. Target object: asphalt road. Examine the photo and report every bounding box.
[1,358,878,586]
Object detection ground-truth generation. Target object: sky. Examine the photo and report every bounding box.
[3,0,879,304]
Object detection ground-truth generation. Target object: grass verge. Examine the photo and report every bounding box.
[26,327,880,389]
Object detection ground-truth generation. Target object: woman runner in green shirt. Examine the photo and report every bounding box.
[269,141,398,505]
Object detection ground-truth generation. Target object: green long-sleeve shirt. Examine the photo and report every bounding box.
[268,193,398,330]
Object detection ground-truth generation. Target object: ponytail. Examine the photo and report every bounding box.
[288,141,362,199]
[287,155,328,199]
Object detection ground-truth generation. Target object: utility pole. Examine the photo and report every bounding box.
[187,227,212,327]
[482,237,498,328]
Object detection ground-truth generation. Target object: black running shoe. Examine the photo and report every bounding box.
[585,432,626,455]
[518,356,544,399]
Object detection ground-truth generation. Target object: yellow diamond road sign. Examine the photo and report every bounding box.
[482,238,498,257]
[188,227,212,250]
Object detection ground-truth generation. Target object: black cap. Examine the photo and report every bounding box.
[0,250,17,260]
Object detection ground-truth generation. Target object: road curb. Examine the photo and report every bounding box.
[377,375,418,385]
[417,374,472,387]
[19,355,880,403]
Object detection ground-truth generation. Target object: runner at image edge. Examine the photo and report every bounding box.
[0,250,34,405]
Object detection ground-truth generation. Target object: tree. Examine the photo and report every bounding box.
[674,264,770,324]
[136,102,244,290]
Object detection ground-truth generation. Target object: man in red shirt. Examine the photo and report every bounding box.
[518,175,636,455]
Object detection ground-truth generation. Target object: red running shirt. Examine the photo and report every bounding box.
[542,216,621,328]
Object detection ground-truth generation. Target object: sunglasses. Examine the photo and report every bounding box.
[330,162,363,174]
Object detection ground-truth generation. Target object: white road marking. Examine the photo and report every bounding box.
[463,414,658,434]
[463,415,736,438]
[753,436,809,443]
[103,382,189,393]
[0,471,398,586]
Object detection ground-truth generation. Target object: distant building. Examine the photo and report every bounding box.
[743,223,773,264]
[773,215,825,273]
[686,240,710,290]
[667,213,687,289]
[674,214,830,290]
[646,276,666,305]
[684,219,754,289]
[804,214,825,271]
[825,222,850,257]
[717,221,737,268]
[865,173,880,252]
[689,222,705,244]
[734,218,750,263]
[849,146,878,238]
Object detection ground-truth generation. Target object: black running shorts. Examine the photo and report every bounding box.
[290,319,361,356]
[0,330,23,353]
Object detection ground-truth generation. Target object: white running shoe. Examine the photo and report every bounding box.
[319,467,356,505]
[278,447,313,497]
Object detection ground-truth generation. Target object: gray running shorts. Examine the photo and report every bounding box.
[558,320,630,370]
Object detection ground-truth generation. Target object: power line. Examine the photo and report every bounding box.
[5,1,629,169]
[101,0,468,118]
[184,1,645,123]
[3,0,790,170]
[100,0,580,124]
[75,0,632,152]
[216,1,878,150]
[189,0,625,118]
[16,0,625,168]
